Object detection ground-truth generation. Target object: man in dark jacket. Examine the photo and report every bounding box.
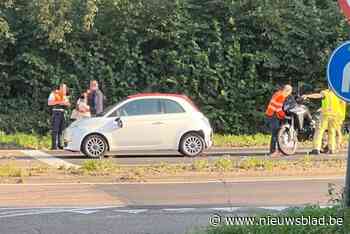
[88,80,104,116]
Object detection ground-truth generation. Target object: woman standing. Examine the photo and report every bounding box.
[71,92,91,120]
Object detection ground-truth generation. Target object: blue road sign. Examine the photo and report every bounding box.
[328,41,350,103]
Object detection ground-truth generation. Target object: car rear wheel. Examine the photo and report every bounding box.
[82,134,107,158]
[179,132,205,157]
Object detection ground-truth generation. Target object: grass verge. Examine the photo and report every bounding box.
[0,162,50,179]
[0,156,346,183]
[0,163,23,177]
[0,132,50,149]
[213,134,271,147]
[53,156,346,182]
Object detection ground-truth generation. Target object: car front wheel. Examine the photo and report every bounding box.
[82,134,107,158]
[179,132,205,157]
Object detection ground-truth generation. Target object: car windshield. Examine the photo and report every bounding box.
[96,105,115,117]
[95,98,128,117]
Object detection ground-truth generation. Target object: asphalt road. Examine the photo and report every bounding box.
[0,177,344,234]
[0,206,280,234]
[0,178,343,207]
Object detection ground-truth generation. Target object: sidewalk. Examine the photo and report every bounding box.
[0,184,125,207]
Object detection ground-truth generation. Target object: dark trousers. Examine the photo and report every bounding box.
[267,115,281,153]
[51,110,65,149]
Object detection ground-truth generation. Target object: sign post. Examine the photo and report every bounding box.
[328,1,350,228]
[327,41,350,208]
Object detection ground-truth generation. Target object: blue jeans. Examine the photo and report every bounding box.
[267,115,281,153]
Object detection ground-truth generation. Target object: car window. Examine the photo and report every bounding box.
[97,105,116,117]
[116,99,162,116]
[162,99,185,114]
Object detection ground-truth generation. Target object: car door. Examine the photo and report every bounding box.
[109,98,164,150]
[156,99,189,149]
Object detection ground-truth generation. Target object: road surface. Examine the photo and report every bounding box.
[0,177,344,234]
[1,147,347,166]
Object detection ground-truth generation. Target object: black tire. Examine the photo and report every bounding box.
[278,124,298,156]
[179,132,205,157]
[82,134,108,158]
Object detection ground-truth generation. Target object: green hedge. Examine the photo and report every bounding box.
[0,0,348,134]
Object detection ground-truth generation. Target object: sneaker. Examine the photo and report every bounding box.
[309,149,320,155]
[321,146,329,154]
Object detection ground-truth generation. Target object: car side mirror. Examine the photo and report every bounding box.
[114,117,123,128]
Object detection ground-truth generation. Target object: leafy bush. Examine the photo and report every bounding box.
[0,0,347,135]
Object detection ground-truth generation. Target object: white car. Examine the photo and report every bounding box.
[64,93,213,158]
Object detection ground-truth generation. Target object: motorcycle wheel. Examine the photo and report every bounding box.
[278,124,298,156]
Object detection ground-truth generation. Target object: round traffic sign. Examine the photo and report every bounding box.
[327,41,350,102]
[338,0,350,22]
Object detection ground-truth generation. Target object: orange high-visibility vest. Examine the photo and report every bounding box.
[53,90,64,102]
[265,90,287,120]
[48,90,65,106]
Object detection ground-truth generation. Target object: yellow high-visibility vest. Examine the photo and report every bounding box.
[321,89,344,117]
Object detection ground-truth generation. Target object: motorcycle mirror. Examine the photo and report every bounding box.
[297,81,302,96]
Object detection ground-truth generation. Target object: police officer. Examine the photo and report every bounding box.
[303,88,342,155]
[48,83,70,150]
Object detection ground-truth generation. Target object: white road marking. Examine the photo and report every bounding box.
[258,206,289,211]
[210,207,241,212]
[0,209,71,218]
[70,210,99,214]
[163,208,196,213]
[0,207,120,218]
[113,209,148,214]
[21,150,80,169]
[0,205,336,218]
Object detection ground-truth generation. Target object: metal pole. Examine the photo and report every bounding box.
[345,139,350,207]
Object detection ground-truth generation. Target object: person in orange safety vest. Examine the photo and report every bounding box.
[265,85,293,157]
[48,83,70,150]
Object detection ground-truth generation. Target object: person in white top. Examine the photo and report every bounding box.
[71,92,91,120]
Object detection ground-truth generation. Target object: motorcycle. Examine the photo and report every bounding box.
[277,96,349,155]
[277,96,317,155]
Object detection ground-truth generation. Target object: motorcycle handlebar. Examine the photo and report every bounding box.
[295,95,309,104]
